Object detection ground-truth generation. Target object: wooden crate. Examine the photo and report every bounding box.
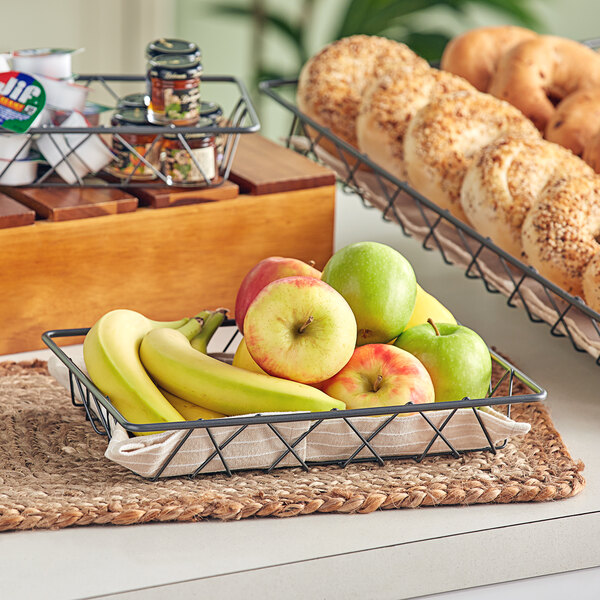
[0,135,335,354]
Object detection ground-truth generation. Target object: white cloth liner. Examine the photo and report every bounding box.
[48,349,530,479]
[289,136,600,361]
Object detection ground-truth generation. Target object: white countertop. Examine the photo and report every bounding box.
[1,188,599,600]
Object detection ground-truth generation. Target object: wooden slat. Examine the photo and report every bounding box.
[0,193,35,229]
[0,185,335,353]
[230,134,336,195]
[3,187,138,222]
[129,179,239,208]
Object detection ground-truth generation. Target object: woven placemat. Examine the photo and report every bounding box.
[0,359,585,532]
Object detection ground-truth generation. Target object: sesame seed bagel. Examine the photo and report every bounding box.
[583,253,600,314]
[356,67,474,182]
[440,25,538,92]
[488,35,600,132]
[461,137,594,257]
[403,90,540,222]
[521,175,600,297]
[297,35,429,153]
[545,88,600,159]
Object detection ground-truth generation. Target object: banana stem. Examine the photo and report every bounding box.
[190,309,228,353]
[177,315,206,341]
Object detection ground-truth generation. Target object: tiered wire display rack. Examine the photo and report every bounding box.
[43,321,545,480]
[259,78,600,367]
[0,74,260,189]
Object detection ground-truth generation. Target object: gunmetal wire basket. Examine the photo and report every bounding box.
[0,74,260,189]
[259,78,600,367]
[42,321,545,481]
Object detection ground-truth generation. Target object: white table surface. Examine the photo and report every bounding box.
[1,188,599,600]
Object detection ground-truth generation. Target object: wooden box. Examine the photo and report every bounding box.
[0,135,336,354]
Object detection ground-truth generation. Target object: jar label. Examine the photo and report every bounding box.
[161,145,215,183]
[149,77,201,124]
[107,139,159,180]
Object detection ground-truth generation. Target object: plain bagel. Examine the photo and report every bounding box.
[356,67,474,182]
[440,25,538,92]
[461,137,594,257]
[521,175,600,298]
[488,35,600,131]
[403,90,540,222]
[296,35,429,152]
[545,88,600,159]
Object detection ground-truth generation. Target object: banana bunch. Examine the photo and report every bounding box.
[83,308,344,433]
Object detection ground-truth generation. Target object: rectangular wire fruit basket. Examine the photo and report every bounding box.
[0,74,260,190]
[259,78,600,367]
[42,321,546,480]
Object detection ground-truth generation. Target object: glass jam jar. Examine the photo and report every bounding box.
[200,101,225,163]
[159,119,217,184]
[106,108,160,180]
[147,54,202,126]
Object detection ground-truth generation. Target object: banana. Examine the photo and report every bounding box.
[160,388,225,421]
[139,318,346,415]
[83,308,191,429]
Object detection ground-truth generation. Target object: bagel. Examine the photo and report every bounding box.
[440,25,538,92]
[545,88,600,158]
[297,35,429,154]
[583,127,600,174]
[403,90,540,222]
[461,137,594,257]
[583,253,600,314]
[488,35,600,131]
[356,67,474,181]
[521,175,600,297]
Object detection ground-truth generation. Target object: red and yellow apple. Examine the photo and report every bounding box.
[243,276,357,384]
[234,256,321,334]
[320,344,435,410]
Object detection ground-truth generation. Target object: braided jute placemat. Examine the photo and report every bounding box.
[0,359,585,532]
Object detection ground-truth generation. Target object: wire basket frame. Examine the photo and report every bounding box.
[0,74,260,189]
[42,322,546,480]
[259,78,600,367]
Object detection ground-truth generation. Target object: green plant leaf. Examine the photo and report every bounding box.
[466,0,542,29]
[397,31,452,61]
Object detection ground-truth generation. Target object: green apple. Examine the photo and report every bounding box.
[243,276,357,384]
[394,320,492,403]
[321,241,416,345]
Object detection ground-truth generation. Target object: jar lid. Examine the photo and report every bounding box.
[112,107,152,126]
[163,117,215,139]
[149,53,203,71]
[200,101,223,119]
[117,92,149,110]
[146,38,201,59]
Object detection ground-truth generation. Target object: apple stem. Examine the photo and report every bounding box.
[373,374,383,393]
[298,315,314,334]
[427,318,441,336]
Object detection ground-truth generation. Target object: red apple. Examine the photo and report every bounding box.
[235,256,321,334]
[320,344,435,411]
[244,276,357,384]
